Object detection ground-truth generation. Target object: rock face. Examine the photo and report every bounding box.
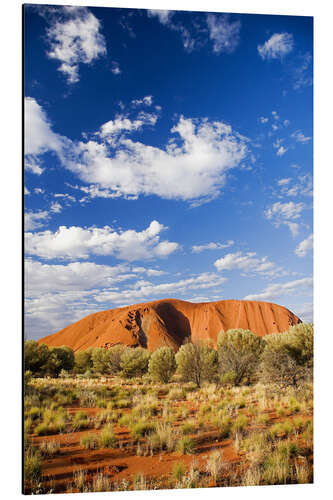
[38,299,301,352]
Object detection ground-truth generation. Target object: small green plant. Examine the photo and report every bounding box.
[24,449,41,484]
[99,424,116,448]
[80,433,99,450]
[175,436,195,455]
[39,440,61,457]
[131,422,156,439]
[181,422,195,435]
[172,462,185,482]
[232,414,248,435]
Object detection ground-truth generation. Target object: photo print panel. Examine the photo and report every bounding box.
[23,3,313,494]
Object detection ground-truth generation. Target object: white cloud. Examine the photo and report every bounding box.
[192,240,234,253]
[293,302,313,323]
[25,220,179,261]
[206,14,241,54]
[69,184,121,201]
[277,145,287,156]
[25,210,49,231]
[110,61,121,75]
[25,270,226,338]
[277,174,313,198]
[265,201,306,235]
[295,234,313,257]
[147,10,174,25]
[24,100,248,205]
[265,201,305,221]
[244,277,313,302]
[293,52,312,90]
[277,178,291,186]
[34,188,45,195]
[131,96,153,107]
[25,157,44,175]
[24,97,64,157]
[258,33,294,60]
[50,201,62,213]
[67,116,248,204]
[25,259,134,296]
[94,272,227,305]
[46,6,106,84]
[24,186,30,195]
[259,116,269,124]
[214,251,282,277]
[99,112,158,138]
[291,130,312,143]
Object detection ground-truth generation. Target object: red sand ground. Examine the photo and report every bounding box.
[39,299,301,352]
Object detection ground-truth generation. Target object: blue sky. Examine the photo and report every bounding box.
[24,5,313,340]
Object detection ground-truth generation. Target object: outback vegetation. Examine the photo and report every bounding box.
[23,324,313,494]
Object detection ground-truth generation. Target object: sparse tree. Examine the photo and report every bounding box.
[74,348,93,374]
[175,342,217,387]
[259,323,313,387]
[120,347,150,378]
[44,346,74,377]
[91,348,110,374]
[217,329,265,385]
[148,346,176,383]
[24,341,50,374]
[106,345,126,374]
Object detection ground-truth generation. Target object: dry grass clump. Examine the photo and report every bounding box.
[205,449,224,483]
[99,424,116,448]
[175,436,195,455]
[39,440,61,457]
[80,432,99,450]
[92,472,112,492]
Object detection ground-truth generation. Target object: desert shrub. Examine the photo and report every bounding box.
[72,411,90,431]
[92,473,112,492]
[39,440,61,457]
[44,346,75,377]
[260,325,313,387]
[217,416,232,438]
[131,421,156,439]
[24,341,50,375]
[167,388,186,401]
[175,436,195,455]
[148,347,176,383]
[205,450,224,483]
[217,329,265,386]
[91,348,110,374]
[256,413,270,426]
[74,349,93,374]
[232,414,248,435]
[287,323,313,368]
[106,345,126,374]
[175,342,218,387]
[181,422,196,435]
[120,348,150,378]
[24,449,41,484]
[80,433,99,449]
[99,424,116,448]
[172,462,185,482]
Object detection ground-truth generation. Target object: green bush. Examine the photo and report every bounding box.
[217,329,265,385]
[148,347,176,383]
[130,422,156,439]
[259,324,313,387]
[120,348,150,378]
[74,349,93,374]
[175,436,195,454]
[175,342,218,387]
[99,425,116,448]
